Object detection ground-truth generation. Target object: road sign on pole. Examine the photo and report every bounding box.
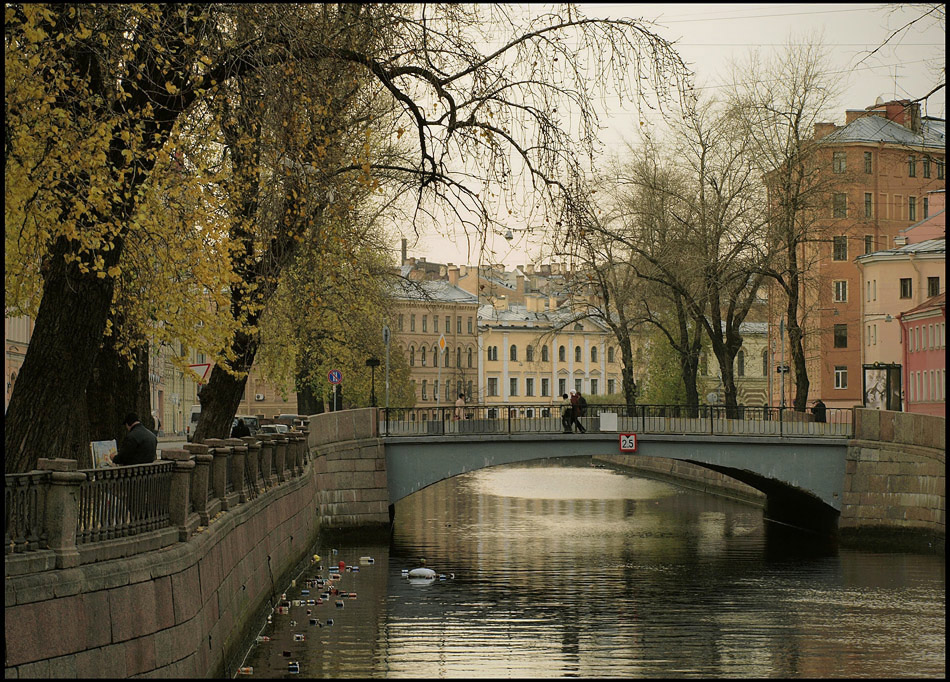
[328,369,343,385]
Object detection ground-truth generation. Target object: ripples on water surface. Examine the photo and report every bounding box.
[241,458,944,678]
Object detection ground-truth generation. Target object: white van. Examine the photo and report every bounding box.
[186,404,201,442]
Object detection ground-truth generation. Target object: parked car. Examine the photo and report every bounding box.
[274,414,305,429]
[232,415,261,436]
[258,423,290,435]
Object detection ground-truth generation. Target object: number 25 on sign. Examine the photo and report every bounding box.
[619,433,638,452]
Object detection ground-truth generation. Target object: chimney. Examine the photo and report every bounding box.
[813,122,837,139]
[525,264,535,275]
[448,265,460,286]
[517,272,525,293]
[401,238,407,265]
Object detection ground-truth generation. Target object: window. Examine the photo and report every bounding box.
[433,315,438,332]
[608,379,615,394]
[398,314,404,331]
[833,151,846,173]
[445,316,450,332]
[434,380,439,399]
[908,155,916,177]
[559,346,566,362]
[864,151,873,174]
[909,196,916,222]
[558,378,566,396]
[737,350,745,377]
[456,347,461,368]
[832,236,848,261]
[864,235,873,255]
[923,197,929,219]
[541,345,549,362]
[607,347,615,363]
[509,378,518,396]
[510,345,518,362]
[833,324,848,348]
[762,350,769,376]
[410,314,416,332]
[894,194,903,220]
[833,280,848,303]
[526,345,534,362]
[591,346,598,363]
[575,346,582,362]
[410,346,415,366]
[923,156,931,178]
[928,276,940,297]
[575,378,583,393]
[937,159,945,180]
[422,315,427,332]
[488,377,498,396]
[834,366,848,389]
[833,193,847,218]
[910,372,916,401]
[590,379,598,395]
[866,281,872,302]
[900,278,913,299]
[864,192,873,218]
[421,347,427,366]
[468,348,473,368]
[468,317,473,334]
[457,316,462,334]
[421,380,428,400]
[525,378,535,396]
[541,378,550,397]
[441,346,447,367]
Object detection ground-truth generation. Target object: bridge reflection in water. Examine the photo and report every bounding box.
[381,404,852,534]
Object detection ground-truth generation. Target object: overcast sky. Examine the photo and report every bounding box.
[404,3,945,268]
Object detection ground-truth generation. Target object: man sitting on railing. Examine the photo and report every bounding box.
[110,412,158,466]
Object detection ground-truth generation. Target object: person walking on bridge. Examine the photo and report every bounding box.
[569,390,586,433]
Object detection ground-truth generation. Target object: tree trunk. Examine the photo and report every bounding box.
[619,340,638,413]
[191,331,257,443]
[4,240,116,473]
[87,338,154,454]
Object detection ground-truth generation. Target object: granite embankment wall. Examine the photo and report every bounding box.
[5,439,320,678]
[839,409,945,546]
[308,408,390,529]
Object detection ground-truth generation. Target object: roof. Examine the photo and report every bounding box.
[821,115,945,149]
[900,292,946,320]
[390,279,479,304]
[856,238,946,262]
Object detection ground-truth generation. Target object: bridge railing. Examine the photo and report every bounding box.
[382,404,853,439]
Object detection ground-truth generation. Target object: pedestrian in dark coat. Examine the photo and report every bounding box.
[569,390,586,433]
[231,418,251,438]
[112,412,158,465]
[811,399,827,423]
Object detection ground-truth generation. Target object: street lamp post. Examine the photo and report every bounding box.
[366,357,380,407]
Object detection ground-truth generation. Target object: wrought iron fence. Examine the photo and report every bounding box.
[382,403,853,439]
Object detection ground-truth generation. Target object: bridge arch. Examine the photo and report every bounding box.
[383,434,848,532]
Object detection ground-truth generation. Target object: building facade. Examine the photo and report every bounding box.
[899,293,946,417]
[797,100,945,408]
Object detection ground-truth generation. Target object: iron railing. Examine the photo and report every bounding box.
[382,403,853,439]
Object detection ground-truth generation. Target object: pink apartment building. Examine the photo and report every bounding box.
[899,293,946,417]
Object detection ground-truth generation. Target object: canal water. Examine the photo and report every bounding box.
[238,457,945,678]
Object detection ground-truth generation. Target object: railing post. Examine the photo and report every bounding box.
[225,438,248,503]
[36,458,84,569]
[779,407,784,437]
[507,405,511,434]
[273,434,287,482]
[161,449,196,541]
[258,434,275,488]
[242,436,261,496]
[204,438,230,509]
[709,405,714,435]
[184,443,213,525]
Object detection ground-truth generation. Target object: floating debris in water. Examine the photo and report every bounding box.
[237,666,254,675]
[255,636,271,643]
[288,661,300,674]
[301,589,310,595]
[359,556,375,565]
[293,633,305,642]
[309,619,318,626]
[335,600,344,608]
[325,618,334,626]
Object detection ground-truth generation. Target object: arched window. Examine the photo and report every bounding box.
[443,348,449,367]
[526,345,534,362]
[559,345,566,361]
[510,345,517,362]
[541,345,549,362]
[421,380,428,399]
[607,347,615,363]
[591,346,598,363]
[468,347,473,367]
[762,350,768,376]
[737,350,745,377]
[433,346,440,366]
[456,347,461,368]
[410,346,415,366]
[421,346,427,366]
[575,346,582,362]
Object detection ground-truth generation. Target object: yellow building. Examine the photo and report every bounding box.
[478,294,623,406]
